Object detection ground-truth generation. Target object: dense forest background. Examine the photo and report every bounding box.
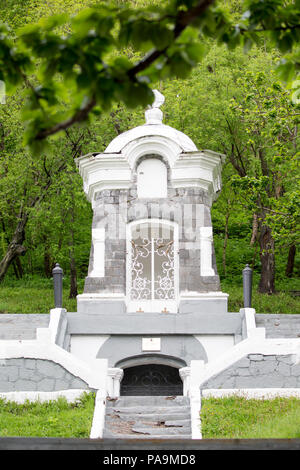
[0,0,299,313]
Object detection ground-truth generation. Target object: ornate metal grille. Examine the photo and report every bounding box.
[130,237,175,301]
[121,364,183,396]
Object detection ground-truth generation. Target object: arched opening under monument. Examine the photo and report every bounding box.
[119,363,184,396]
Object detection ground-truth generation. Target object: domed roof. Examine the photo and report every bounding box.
[104,90,198,154]
[104,123,198,154]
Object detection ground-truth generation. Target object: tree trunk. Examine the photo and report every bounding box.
[69,250,78,299]
[222,212,230,277]
[251,240,259,270]
[14,256,24,278]
[68,198,78,299]
[0,161,65,283]
[0,226,27,282]
[11,259,20,279]
[258,224,275,294]
[250,213,258,246]
[43,238,52,278]
[286,244,296,278]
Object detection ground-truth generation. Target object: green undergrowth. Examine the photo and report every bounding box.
[0,392,95,438]
[222,279,300,314]
[201,396,300,438]
[0,274,298,314]
[0,275,83,313]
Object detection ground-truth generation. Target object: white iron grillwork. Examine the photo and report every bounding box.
[130,237,175,301]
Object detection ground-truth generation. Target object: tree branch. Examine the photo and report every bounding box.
[35,95,96,141]
[34,0,216,141]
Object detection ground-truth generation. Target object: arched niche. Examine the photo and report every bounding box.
[119,363,183,396]
[115,353,186,369]
[137,157,167,198]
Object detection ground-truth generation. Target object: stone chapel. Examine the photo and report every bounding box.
[73,90,238,396]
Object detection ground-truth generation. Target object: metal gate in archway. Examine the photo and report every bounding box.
[120,364,183,396]
[127,221,178,313]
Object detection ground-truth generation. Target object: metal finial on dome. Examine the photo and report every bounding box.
[145,89,165,125]
[151,89,165,109]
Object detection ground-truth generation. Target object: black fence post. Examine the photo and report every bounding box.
[52,263,63,308]
[243,264,253,308]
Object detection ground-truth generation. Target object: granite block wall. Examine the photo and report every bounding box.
[201,354,300,389]
[0,358,89,392]
[255,315,300,339]
[84,187,220,294]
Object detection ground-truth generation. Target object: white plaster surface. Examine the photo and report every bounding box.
[199,226,215,276]
[76,98,224,202]
[0,334,108,391]
[0,389,89,404]
[105,123,198,154]
[137,158,167,198]
[195,335,235,362]
[190,360,205,439]
[90,228,105,277]
[142,337,161,351]
[48,308,66,343]
[193,336,300,389]
[90,390,107,439]
[70,335,109,363]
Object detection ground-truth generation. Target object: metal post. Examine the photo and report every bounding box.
[243,264,253,308]
[52,263,63,308]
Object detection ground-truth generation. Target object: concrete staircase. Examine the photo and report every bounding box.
[103,396,191,439]
[0,314,49,340]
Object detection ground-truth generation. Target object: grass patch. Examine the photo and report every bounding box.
[0,276,84,313]
[221,274,300,314]
[0,274,298,314]
[223,284,300,314]
[0,392,95,438]
[201,396,300,438]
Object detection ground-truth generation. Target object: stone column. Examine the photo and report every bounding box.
[200,226,215,277]
[179,367,191,396]
[90,228,105,277]
[107,368,124,398]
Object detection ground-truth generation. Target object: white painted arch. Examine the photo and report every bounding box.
[126,218,179,313]
[121,135,183,170]
[104,123,197,156]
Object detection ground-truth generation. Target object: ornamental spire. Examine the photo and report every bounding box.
[145,89,165,125]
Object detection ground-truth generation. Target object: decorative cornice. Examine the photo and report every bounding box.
[76,135,225,202]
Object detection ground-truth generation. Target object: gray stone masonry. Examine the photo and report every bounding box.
[84,187,220,295]
[201,354,300,389]
[255,314,300,339]
[0,358,88,392]
[0,314,49,340]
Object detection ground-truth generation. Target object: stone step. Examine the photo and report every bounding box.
[107,412,191,422]
[103,431,191,440]
[108,405,190,415]
[164,419,191,427]
[131,425,190,436]
[103,395,192,440]
[106,396,189,407]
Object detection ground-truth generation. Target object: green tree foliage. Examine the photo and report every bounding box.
[0,0,299,150]
[160,42,299,291]
[0,0,298,300]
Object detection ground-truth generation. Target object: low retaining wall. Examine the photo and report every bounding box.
[0,327,108,393]
[201,354,300,389]
[0,358,88,392]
